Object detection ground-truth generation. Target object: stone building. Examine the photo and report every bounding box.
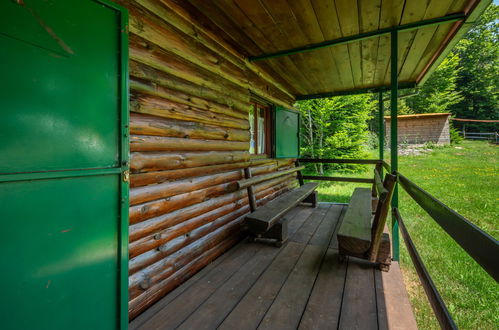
[385,113,451,146]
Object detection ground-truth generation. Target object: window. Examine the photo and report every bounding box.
[249,102,272,155]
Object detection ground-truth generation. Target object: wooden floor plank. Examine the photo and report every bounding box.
[136,242,262,329]
[338,258,378,330]
[330,205,347,250]
[258,244,326,330]
[287,206,315,237]
[309,204,344,246]
[129,240,245,329]
[131,204,417,330]
[298,248,347,330]
[217,241,306,330]
[257,205,335,330]
[177,244,281,329]
[290,205,328,244]
[376,262,418,330]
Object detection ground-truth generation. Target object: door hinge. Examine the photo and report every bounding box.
[123,170,130,182]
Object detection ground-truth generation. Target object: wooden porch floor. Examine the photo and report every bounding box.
[130,203,417,330]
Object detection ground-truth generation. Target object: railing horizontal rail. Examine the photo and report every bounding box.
[298,158,382,165]
[394,208,457,330]
[302,175,374,184]
[398,173,499,282]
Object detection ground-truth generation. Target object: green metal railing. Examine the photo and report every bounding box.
[298,158,499,329]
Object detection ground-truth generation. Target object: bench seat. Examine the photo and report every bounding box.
[246,182,318,234]
[337,187,373,255]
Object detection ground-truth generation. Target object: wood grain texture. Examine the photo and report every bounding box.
[120,0,300,317]
[130,204,417,330]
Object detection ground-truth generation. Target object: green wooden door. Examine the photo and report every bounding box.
[0,1,129,329]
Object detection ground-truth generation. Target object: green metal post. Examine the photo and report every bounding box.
[378,91,384,162]
[390,30,400,261]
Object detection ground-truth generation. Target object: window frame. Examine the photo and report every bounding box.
[250,101,273,157]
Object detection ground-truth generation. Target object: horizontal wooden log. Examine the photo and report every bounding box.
[130,113,249,142]
[129,174,295,241]
[131,162,250,187]
[302,175,375,184]
[130,198,246,259]
[129,60,251,112]
[128,234,242,320]
[131,77,248,120]
[277,158,296,168]
[130,161,283,221]
[130,135,249,152]
[237,166,304,189]
[129,33,250,102]
[129,220,244,299]
[126,4,253,94]
[131,151,250,173]
[131,93,249,130]
[126,0,295,103]
[129,179,292,275]
[129,179,293,297]
[129,206,249,275]
[249,158,278,167]
[130,181,239,225]
[130,170,241,206]
[125,3,294,108]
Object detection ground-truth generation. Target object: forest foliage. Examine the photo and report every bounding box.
[297,4,498,166]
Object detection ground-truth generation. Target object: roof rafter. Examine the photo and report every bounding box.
[295,83,416,100]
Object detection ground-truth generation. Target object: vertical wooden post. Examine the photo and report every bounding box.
[295,160,305,186]
[390,30,400,261]
[244,168,257,212]
[378,91,384,163]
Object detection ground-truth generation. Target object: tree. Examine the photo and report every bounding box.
[452,4,499,131]
[297,95,375,174]
[404,53,463,114]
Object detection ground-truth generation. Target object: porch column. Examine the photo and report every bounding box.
[390,30,399,261]
[378,91,384,161]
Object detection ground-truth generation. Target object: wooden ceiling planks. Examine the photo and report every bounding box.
[359,0,382,88]
[310,0,354,91]
[373,0,404,87]
[175,0,483,98]
[409,0,469,81]
[399,0,456,81]
[335,0,363,89]
[219,0,317,94]
[256,0,330,92]
[287,0,342,92]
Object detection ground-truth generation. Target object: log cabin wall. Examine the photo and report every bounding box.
[115,0,299,319]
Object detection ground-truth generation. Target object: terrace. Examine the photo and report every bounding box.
[131,203,417,330]
[1,1,497,329]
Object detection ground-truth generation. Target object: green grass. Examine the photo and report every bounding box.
[314,141,499,329]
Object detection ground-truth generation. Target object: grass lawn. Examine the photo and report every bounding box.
[311,141,498,329]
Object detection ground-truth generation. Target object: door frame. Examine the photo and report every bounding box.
[97,1,130,328]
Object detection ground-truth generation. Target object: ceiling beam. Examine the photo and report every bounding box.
[295,83,416,100]
[249,13,466,62]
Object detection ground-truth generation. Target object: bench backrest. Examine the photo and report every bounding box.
[238,161,305,212]
[368,169,397,262]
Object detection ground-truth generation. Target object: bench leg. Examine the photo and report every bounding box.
[303,191,318,208]
[251,219,288,247]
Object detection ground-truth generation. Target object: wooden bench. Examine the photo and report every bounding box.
[337,167,397,271]
[237,162,318,246]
